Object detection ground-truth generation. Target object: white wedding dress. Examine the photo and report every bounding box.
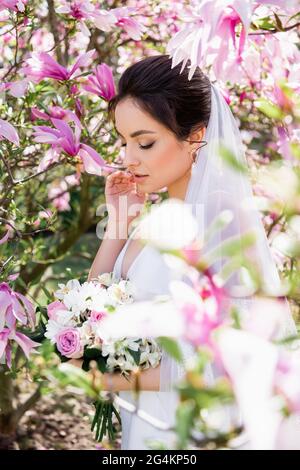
[112,223,196,450]
[112,221,299,450]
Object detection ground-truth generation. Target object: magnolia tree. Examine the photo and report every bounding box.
[0,0,300,449]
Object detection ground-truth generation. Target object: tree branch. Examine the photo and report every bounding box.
[47,0,63,64]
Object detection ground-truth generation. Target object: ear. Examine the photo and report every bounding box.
[189,126,206,154]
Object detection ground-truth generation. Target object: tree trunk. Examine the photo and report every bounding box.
[0,365,17,445]
[0,365,41,449]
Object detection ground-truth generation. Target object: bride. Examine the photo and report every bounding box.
[87,54,297,450]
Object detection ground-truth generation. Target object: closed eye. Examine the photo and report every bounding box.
[121,143,154,150]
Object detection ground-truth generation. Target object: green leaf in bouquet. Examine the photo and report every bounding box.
[105,304,116,313]
[82,346,107,373]
[84,347,102,359]
[127,348,141,365]
[96,356,108,374]
[157,337,183,363]
[36,305,49,321]
[24,322,47,343]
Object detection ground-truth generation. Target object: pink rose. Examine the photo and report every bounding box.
[89,310,107,323]
[56,328,83,358]
[47,300,67,320]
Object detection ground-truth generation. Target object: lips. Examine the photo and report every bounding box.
[133,174,149,182]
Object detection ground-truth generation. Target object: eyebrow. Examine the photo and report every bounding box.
[116,129,157,138]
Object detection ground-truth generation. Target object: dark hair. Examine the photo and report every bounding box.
[107,54,211,143]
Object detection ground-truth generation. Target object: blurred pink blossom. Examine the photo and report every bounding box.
[0,0,26,12]
[0,328,39,368]
[0,282,35,330]
[0,118,19,146]
[21,49,96,83]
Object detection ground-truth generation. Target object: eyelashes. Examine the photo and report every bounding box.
[121,143,154,150]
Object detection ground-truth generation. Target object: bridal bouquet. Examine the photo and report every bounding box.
[43,273,162,442]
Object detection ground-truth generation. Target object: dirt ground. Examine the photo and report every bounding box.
[5,389,121,450]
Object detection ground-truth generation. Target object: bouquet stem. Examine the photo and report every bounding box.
[91,398,121,442]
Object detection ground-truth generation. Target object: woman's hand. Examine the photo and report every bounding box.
[68,358,83,368]
[105,170,146,226]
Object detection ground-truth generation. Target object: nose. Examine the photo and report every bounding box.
[123,148,141,171]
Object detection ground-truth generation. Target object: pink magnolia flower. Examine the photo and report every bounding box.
[0,0,26,12]
[0,118,19,146]
[275,350,300,414]
[56,328,83,358]
[56,0,94,37]
[56,0,94,20]
[31,105,82,130]
[275,415,300,450]
[90,8,119,33]
[90,5,146,40]
[166,0,294,80]
[240,297,296,342]
[182,240,203,266]
[46,172,80,211]
[33,209,53,227]
[48,180,71,212]
[0,327,39,368]
[216,327,282,450]
[169,274,226,348]
[0,282,35,331]
[21,49,96,84]
[277,125,293,161]
[181,302,219,347]
[32,118,107,176]
[37,147,60,173]
[83,63,116,101]
[0,230,10,245]
[0,79,28,97]
[110,6,147,41]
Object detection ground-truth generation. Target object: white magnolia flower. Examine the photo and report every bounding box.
[63,289,89,316]
[101,338,140,357]
[216,327,281,450]
[45,320,67,343]
[79,321,93,343]
[98,299,184,341]
[88,290,110,312]
[106,354,136,372]
[107,280,136,305]
[138,198,199,250]
[60,282,107,316]
[91,272,115,287]
[54,279,81,300]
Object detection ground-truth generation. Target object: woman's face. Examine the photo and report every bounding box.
[114,97,205,197]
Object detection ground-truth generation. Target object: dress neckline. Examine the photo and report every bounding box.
[118,222,147,280]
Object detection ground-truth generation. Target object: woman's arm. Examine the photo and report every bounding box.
[87,219,128,281]
[68,358,160,392]
[88,168,145,282]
